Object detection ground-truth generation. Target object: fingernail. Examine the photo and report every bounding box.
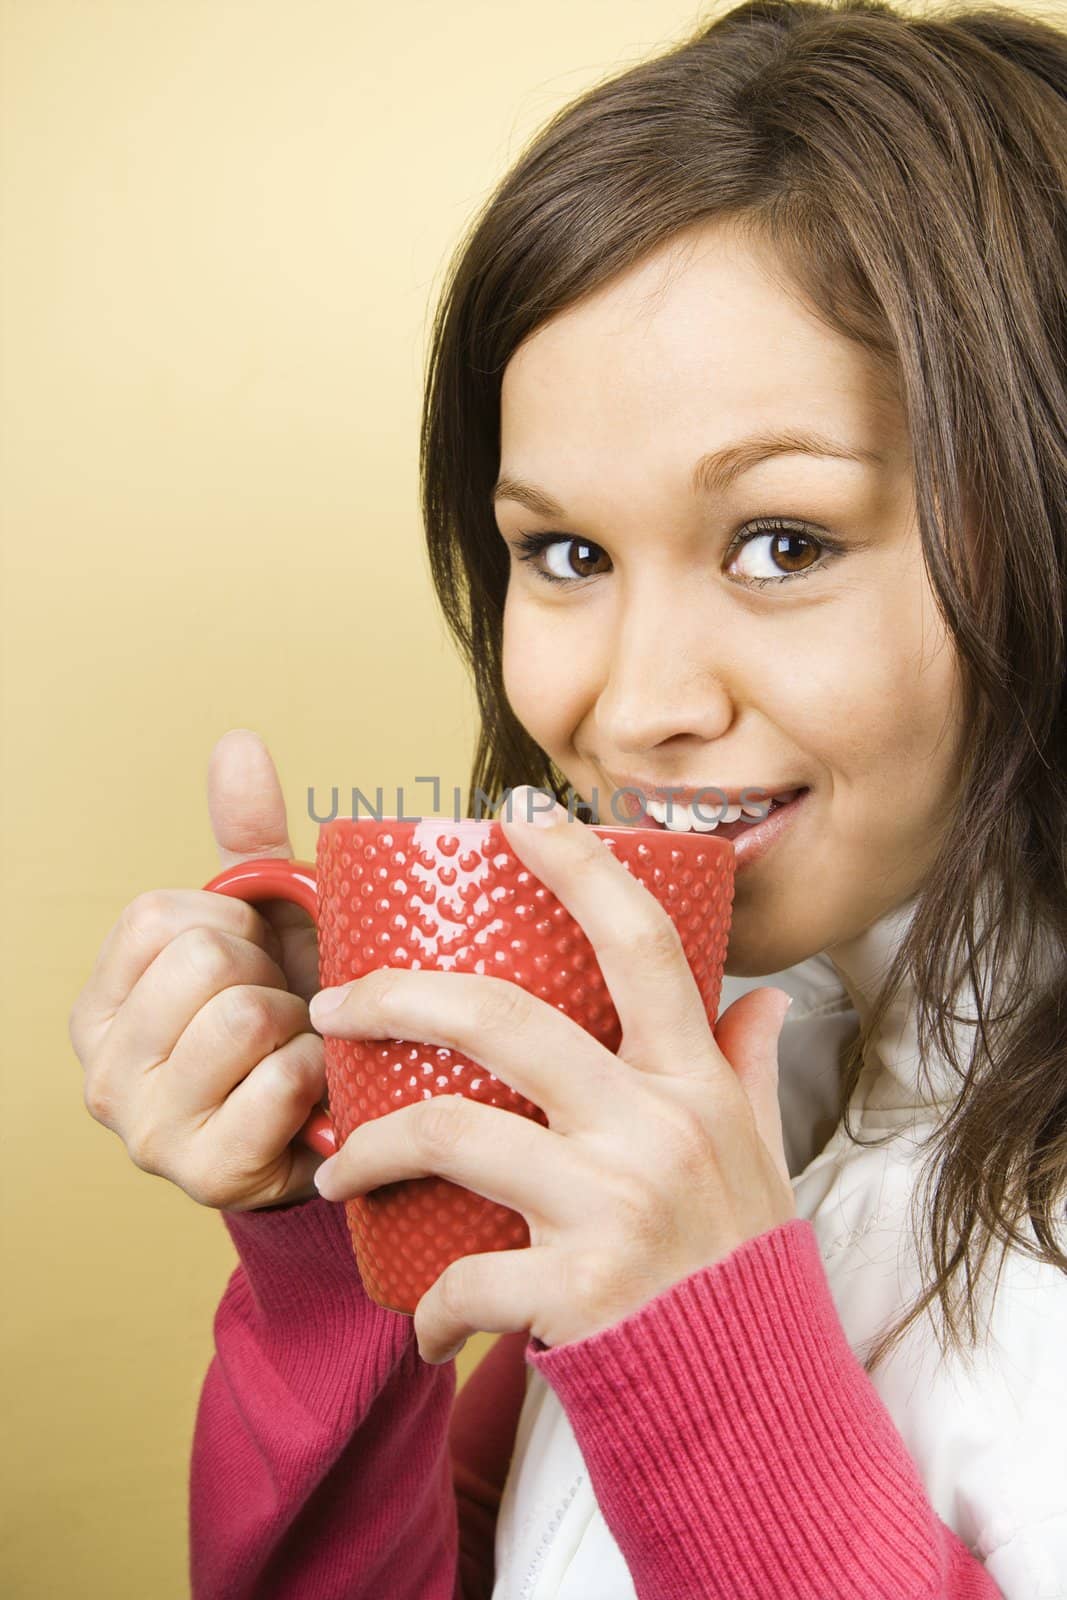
[314,1156,339,1195]
[509,786,568,829]
[309,984,351,1024]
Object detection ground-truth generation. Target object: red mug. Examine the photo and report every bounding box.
[202,814,734,1314]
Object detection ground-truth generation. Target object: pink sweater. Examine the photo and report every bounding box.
[188,1194,1002,1598]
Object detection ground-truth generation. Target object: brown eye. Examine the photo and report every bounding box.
[727,520,839,588]
[769,530,818,574]
[562,540,608,578]
[512,532,611,585]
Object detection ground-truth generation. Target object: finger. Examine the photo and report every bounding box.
[414,1245,555,1363]
[206,727,314,940]
[312,1091,593,1227]
[72,893,285,1050]
[208,727,295,868]
[165,984,314,1121]
[202,1024,327,1174]
[499,786,720,1077]
[98,929,289,1085]
[309,968,623,1132]
[713,987,793,1188]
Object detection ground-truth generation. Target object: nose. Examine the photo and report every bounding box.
[593,576,735,755]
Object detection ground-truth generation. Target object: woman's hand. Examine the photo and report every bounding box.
[69,729,329,1214]
[309,785,796,1363]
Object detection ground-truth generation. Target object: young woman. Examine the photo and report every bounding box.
[69,1,1066,1595]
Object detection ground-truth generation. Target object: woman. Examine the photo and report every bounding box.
[70,2,1066,1594]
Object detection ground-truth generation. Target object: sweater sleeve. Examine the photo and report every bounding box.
[524,1217,1004,1600]
[188,1194,475,1600]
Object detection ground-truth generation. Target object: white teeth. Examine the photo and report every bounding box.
[644,798,751,831]
[642,792,795,832]
[664,811,695,831]
[645,799,715,830]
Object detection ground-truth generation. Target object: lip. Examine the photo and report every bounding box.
[635,786,811,872]
[729,786,810,871]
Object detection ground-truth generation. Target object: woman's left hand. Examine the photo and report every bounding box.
[309,786,797,1364]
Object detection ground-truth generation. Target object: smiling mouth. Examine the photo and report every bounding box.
[632,788,809,841]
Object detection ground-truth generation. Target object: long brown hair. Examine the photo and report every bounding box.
[418,0,1067,1376]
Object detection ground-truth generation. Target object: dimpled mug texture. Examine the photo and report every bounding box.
[316,816,734,1314]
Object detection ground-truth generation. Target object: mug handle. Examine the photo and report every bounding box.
[200,857,337,1158]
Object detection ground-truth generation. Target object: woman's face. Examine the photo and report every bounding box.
[495,219,965,974]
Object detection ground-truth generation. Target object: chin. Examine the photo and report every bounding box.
[721,907,826,978]
[723,950,795,980]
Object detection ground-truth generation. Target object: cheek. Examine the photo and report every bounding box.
[502,592,591,752]
[799,575,964,822]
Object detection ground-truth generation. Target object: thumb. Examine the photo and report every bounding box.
[206,729,318,981]
[713,987,793,1187]
[206,729,327,1172]
[207,728,295,869]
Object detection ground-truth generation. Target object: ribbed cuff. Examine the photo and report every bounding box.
[219,1194,417,1419]
[525,1219,945,1600]
[222,1191,362,1286]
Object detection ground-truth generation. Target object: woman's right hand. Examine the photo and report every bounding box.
[68,729,328,1213]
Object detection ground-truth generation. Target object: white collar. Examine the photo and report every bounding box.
[822,884,1048,1127]
[820,892,952,1124]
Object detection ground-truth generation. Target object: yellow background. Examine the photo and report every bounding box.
[4,1,1062,1594]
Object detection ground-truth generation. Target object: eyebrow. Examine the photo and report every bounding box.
[491,427,886,516]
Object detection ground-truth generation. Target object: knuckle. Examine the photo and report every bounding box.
[413,1094,466,1161]
[125,1122,163,1176]
[82,1071,115,1127]
[218,987,279,1053]
[267,1034,321,1098]
[664,1099,713,1160]
[641,915,686,967]
[182,926,239,986]
[602,915,682,970]
[567,828,607,877]
[473,979,527,1034]
[123,890,172,946]
[594,1152,675,1253]
[369,971,402,1023]
[599,926,643,966]
[230,897,270,947]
